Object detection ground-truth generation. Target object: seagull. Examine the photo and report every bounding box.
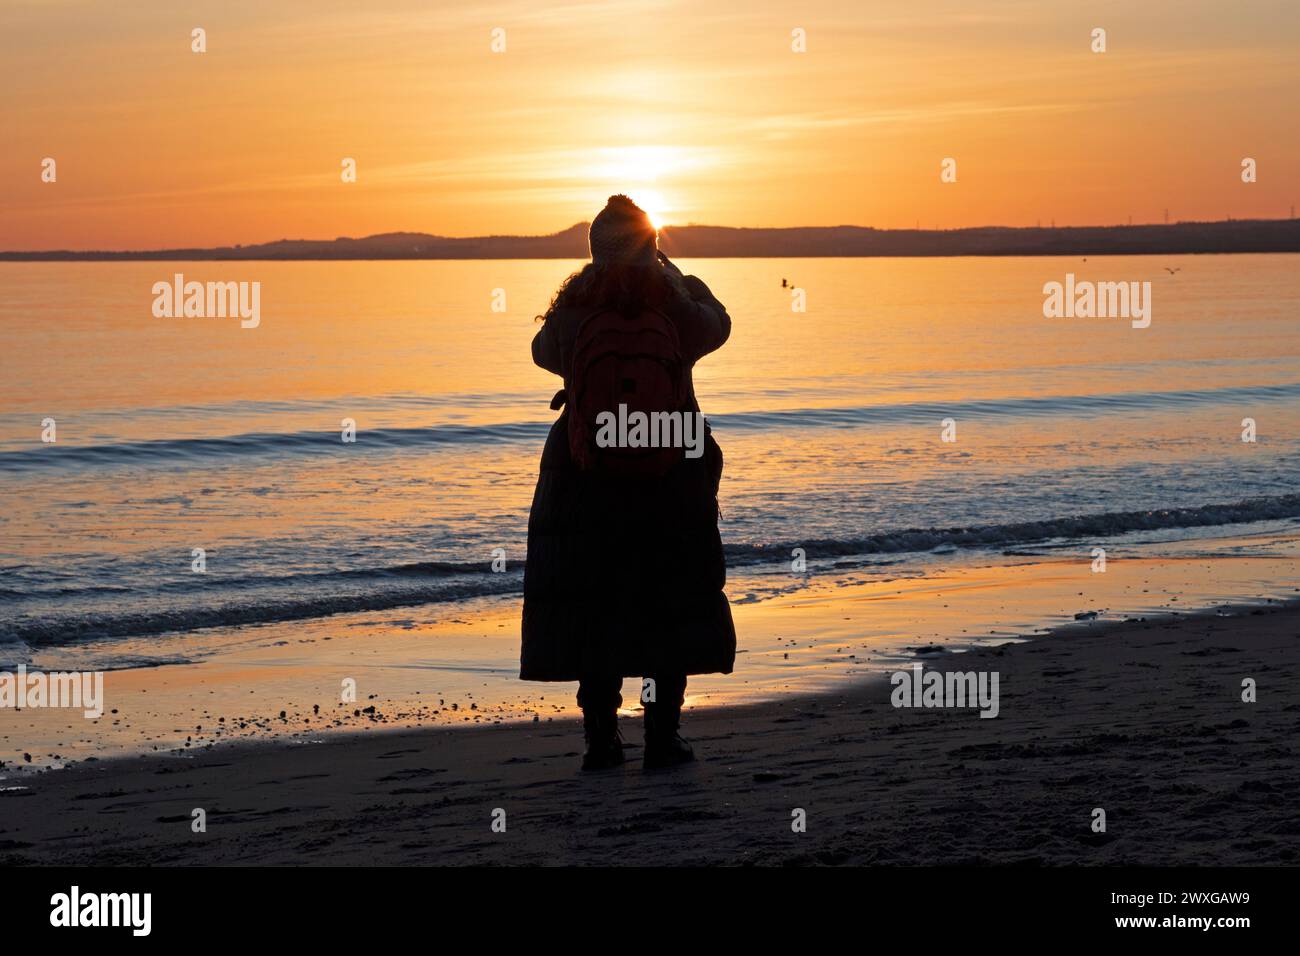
[1164,267,1181,275]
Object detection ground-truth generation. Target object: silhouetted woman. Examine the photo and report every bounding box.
[521,195,736,771]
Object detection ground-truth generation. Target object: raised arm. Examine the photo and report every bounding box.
[676,272,731,362]
[658,252,730,360]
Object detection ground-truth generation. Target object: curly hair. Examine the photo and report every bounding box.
[538,259,691,322]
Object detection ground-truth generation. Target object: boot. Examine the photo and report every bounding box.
[581,708,624,771]
[643,698,694,769]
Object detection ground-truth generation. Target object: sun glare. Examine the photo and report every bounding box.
[634,189,667,229]
[583,147,687,229]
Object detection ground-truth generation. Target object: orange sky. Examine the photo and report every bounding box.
[2,0,1298,250]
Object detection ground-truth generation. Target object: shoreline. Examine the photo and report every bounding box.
[4,531,1297,769]
[3,598,1296,866]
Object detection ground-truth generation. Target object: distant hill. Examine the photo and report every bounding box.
[4,218,1299,260]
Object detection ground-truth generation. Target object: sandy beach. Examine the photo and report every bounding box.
[3,599,1295,867]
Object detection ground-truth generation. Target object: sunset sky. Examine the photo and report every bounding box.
[2,0,1298,250]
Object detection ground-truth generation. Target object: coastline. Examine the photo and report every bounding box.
[4,529,1297,769]
[3,524,1296,768]
[3,598,1296,866]
[3,218,1300,261]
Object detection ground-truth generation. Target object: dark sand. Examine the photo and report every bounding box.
[2,603,1296,866]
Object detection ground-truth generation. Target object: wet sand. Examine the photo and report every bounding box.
[2,600,1296,866]
[7,533,1298,768]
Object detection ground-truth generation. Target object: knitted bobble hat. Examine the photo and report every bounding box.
[588,194,658,265]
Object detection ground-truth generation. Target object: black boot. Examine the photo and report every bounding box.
[581,709,624,771]
[643,698,694,770]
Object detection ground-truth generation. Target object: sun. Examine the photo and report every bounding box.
[632,189,667,230]
[584,147,688,230]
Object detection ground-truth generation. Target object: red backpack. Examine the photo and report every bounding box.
[565,306,687,477]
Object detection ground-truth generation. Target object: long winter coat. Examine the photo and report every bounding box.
[519,274,737,681]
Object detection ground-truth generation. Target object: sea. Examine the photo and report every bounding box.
[1,255,1297,751]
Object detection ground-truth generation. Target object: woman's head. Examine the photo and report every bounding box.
[541,195,685,319]
[588,194,658,266]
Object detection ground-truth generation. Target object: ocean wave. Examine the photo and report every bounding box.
[3,493,1296,646]
[722,494,1300,561]
[3,382,1297,471]
[1,574,524,646]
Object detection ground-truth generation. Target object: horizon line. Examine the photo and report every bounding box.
[3,215,1300,258]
